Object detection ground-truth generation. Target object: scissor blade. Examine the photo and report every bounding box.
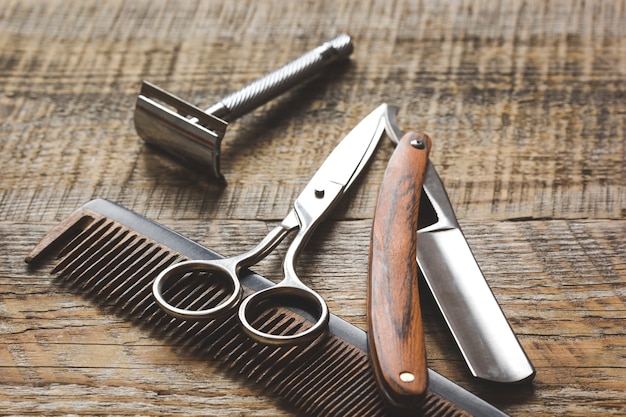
[307,104,393,191]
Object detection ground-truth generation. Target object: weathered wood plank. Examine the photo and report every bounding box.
[1,0,625,416]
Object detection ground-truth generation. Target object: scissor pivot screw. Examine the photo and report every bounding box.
[410,139,425,149]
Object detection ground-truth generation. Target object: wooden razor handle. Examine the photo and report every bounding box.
[367,131,432,413]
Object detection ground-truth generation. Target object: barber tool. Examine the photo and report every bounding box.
[151,104,392,345]
[134,34,353,182]
[26,198,511,417]
[368,131,432,413]
[383,113,535,384]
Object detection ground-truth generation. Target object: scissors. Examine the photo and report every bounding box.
[152,104,395,345]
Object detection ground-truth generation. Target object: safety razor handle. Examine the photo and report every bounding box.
[206,34,353,121]
[368,131,431,413]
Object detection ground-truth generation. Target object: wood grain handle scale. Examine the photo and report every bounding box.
[368,131,432,414]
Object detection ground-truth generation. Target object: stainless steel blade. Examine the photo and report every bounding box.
[304,104,391,191]
[418,163,535,383]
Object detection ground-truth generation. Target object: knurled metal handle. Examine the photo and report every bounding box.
[205,34,353,121]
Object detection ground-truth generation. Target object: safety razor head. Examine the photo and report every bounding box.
[134,81,229,181]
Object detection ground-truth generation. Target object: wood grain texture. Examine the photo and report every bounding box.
[368,132,431,411]
[1,0,625,416]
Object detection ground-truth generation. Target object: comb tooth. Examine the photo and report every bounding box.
[184,282,380,416]
[256,311,299,336]
[244,344,297,383]
[231,314,304,374]
[150,306,196,340]
[273,338,344,396]
[278,339,379,415]
[213,310,292,368]
[158,269,206,309]
[26,207,97,263]
[227,315,317,384]
[158,270,231,316]
[330,357,383,414]
[92,243,175,322]
[281,349,352,409]
[169,298,241,353]
[55,224,124,290]
[220,326,269,367]
[315,356,382,416]
[296,344,354,396]
[61,231,177,325]
[150,279,235,342]
[52,218,113,274]
[104,245,171,305]
[55,222,121,281]
[93,240,158,299]
[338,389,387,417]
[241,331,318,384]
[253,329,328,387]
[242,321,340,394]
[117,252,182,317]
[191,315,245,359]
[90,237,149,296]
[172,317,222,351]
[98,241,179,325]
[63,227,131,288]
[56,215,106,259]
[194,284,233,312]
[152,276,247,355]
[73,232,156,304]
[423,393,473,417]
[125,280,169,321]
[264,338,383,415]
[95,244,170,324]
[77,233,144,292]
[143,275,227,338]
[241,319,342,392]
[152,305,207,342]
[234,342,275,377]
[252,342,315,386]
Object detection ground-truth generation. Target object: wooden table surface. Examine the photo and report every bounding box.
[1,0,624,416]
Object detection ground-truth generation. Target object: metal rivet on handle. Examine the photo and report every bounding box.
[410,139,425,149]
[399,372,415,383]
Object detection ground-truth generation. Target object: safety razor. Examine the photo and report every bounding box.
[134,34,353,181]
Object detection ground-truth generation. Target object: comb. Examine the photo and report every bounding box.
[26,199,509,417]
